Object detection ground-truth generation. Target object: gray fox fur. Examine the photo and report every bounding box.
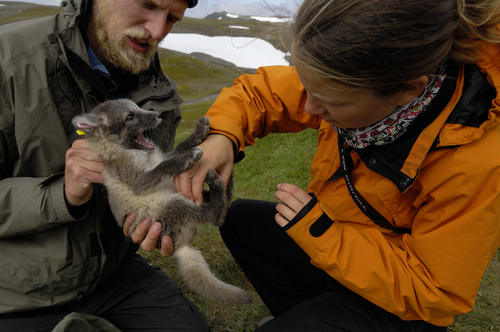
[72,99,252,304]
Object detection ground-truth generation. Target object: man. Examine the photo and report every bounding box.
[0,0,209,330]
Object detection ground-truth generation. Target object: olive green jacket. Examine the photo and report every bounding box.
[0,0,182,312]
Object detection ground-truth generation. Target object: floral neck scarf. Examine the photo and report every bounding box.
[334,66,447,149]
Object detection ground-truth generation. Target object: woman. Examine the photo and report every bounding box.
[171,0,500,331]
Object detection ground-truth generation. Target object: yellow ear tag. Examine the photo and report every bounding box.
[76,130,86,136]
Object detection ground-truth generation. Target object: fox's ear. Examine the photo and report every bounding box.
[75,122,94,129]
[72,115,96,135]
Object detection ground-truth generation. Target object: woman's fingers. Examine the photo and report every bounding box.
[274,183,312,213]
[274,183,312,227]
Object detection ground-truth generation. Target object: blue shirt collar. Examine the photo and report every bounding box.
[87,47,110,76]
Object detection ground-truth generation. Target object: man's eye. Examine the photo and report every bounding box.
[137,0,154,9]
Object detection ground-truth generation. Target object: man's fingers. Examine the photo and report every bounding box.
[124,218,174,257]
[66,159,106,183]
[64,139,106,206]
[160,236,174,257]
[123,214,137,236]
[128,216,152,243]
[141,222,162,251]
[67,139,104,163]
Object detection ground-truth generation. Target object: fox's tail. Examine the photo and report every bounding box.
[173,245,253,304]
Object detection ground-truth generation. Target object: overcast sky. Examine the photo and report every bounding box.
[186,0,302,19]
[1,0,302,18]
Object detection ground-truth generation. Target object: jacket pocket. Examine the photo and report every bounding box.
[284,193,335,237]
[285,194,338,253]
[0,227,74,295]
[284,193,318,231]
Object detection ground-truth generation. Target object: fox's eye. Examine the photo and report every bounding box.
[126,114,136,122]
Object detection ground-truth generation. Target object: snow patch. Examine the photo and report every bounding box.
[229,25,250,30]
[250,16,291,23]
[159,33,288,69]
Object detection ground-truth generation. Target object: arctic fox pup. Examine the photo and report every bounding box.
[72,99,251,304]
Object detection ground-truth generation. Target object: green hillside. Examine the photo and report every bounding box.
[0,1,60,25]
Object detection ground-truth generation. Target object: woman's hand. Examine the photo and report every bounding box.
[123,214,174,257]
[174,134,235,205]
[274,183,312,227]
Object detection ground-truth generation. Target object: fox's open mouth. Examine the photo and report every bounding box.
[133,132,155,150]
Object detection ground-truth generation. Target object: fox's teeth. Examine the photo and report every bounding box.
[133,133,155,150]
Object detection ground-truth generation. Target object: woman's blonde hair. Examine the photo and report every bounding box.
[292,0,500,94]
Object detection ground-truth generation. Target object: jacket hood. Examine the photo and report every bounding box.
[441,41,500,146]
[60,0,87,29]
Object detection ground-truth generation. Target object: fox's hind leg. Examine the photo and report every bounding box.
[199,169,232,227]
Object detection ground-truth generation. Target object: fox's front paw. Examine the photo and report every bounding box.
[192,117,210,145]
[191,146,203,162]
[184,147,203,169]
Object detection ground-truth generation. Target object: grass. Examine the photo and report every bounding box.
[158,48,251,102]
[449,252,500,332]
[3,3,499,330]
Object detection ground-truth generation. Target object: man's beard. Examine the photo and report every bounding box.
[93,3,158,74]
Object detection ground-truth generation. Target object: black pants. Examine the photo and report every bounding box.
[0,253,209,332]
[220,199,448,332]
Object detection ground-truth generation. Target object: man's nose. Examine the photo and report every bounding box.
[144,12,170,42]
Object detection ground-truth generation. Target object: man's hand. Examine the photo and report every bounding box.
[274,183,312,227]
[65,139,105,207]
[123,214,174,257]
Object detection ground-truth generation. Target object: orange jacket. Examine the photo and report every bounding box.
[205,42,500,327]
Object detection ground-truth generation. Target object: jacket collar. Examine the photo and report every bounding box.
[329,63,496,193]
